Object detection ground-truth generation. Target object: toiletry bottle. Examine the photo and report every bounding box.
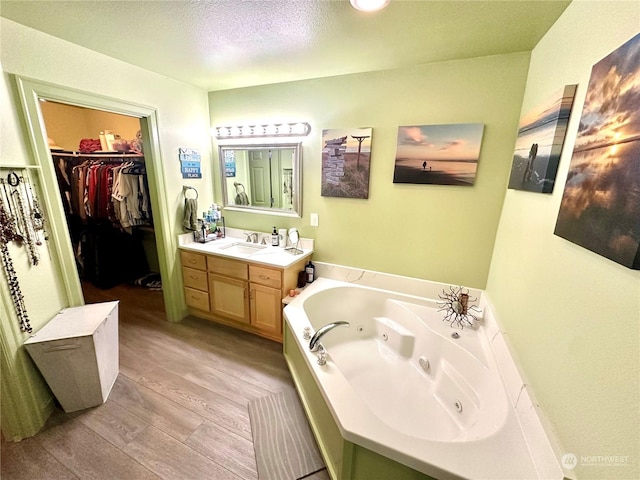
[305,260,315,283]
[99,131,107,151]
[271,226,279,246]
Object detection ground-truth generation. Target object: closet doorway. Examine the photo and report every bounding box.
[40,101,165,314]
[14,75,183,322]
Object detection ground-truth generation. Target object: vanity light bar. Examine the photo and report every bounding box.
[214,122,311,139]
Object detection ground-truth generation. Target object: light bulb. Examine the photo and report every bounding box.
[350,0,390,12]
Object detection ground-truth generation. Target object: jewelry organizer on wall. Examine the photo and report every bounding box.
[0,167,48,333]
[50,151,153,289]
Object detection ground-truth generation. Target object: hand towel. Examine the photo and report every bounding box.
[182,197,198,231]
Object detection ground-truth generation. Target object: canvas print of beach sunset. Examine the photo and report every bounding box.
[508,84,576,193]
[393,123,484,186]
[321,128,372,199]
[554,32,640,269]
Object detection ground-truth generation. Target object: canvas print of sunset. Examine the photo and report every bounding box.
[554,32,640,269]
[321,128,372,199]
[508,85,576,193]
[393,123,484,186]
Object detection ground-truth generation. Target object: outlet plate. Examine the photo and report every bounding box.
[310,213,319,227]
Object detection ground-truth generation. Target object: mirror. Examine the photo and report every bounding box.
[218,143,302,217]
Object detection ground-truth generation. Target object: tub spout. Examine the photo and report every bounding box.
[309,321,350,352]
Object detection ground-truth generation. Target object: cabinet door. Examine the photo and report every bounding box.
[209,274,250,324]
[250,283,282,337]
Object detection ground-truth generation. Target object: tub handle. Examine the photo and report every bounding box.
[316,344,327,366]
[303,327,312,340]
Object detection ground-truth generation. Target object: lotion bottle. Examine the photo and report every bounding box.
[305,260,315,283]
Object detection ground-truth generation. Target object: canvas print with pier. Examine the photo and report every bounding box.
[554,32,640,269]
[321,128,372,199]
[508,84,577,193]
[393,123,484,186]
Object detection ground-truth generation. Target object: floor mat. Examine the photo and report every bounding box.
[248,390,326,480]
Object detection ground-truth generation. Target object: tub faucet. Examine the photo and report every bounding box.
[309,321,350,352]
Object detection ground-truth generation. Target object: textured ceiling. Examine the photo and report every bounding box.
[1,0,571,91]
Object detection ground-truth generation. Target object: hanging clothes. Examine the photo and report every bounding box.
[51,153,152,288]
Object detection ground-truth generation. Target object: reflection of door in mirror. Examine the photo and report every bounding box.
[249,149,277,208]
[248,148,294,209]
[219,143,302,218]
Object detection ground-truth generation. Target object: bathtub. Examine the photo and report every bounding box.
[283,278,563,480]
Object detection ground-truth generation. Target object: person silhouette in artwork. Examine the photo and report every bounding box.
[523,143,538,183]
[422,161,427,171]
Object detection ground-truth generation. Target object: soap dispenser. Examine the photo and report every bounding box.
[305,260,315,283]
[271,226,279,246]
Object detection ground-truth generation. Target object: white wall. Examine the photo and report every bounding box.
[486,2,640,479]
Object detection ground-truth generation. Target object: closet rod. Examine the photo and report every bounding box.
[50,152,144,158]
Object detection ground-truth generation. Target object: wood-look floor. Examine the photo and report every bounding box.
[1,282,296,480]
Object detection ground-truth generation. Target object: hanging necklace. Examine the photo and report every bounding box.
[0,199,32,333]
[0,179,22,245]
[11,187,39,266]
[25,175,44,231]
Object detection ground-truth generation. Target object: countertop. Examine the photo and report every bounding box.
[178,231,313,269]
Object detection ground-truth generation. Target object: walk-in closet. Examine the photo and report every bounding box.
[41,101,164,306]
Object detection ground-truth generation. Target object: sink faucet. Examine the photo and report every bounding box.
[245,232,258,243]
[309,321,350,352]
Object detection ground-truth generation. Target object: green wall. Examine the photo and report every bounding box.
[0,18,213,440]
[486,1,640,479]
[209,52,531,289]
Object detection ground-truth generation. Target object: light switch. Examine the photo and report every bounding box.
[310,213,319,227]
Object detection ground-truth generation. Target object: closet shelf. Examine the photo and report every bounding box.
[0,165,42,170]
[50,151,144,158]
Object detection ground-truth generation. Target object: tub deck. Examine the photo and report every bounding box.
[283,277,561,480]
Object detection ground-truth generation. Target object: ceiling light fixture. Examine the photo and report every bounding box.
[213,122,311,139]
[350,0,390,12]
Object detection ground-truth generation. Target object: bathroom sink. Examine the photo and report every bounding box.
[218,242,267,255]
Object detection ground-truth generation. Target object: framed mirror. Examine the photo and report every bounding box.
[218,142,302,217]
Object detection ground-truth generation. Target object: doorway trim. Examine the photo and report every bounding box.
[13,75,183,321]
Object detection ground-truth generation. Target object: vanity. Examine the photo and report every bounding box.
[179,134,311,341]
[178,232,312,342]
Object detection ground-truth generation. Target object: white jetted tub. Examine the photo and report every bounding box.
[283,278,563,480]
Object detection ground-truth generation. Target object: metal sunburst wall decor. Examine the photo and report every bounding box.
[437,286,482,329]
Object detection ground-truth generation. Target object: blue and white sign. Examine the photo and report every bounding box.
[224,149,236,177]
[179,147,202,178]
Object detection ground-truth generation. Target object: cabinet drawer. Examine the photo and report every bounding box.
[182,266,208,291]
[249,265,282,289]
[184,287,210,311]
[207,256,248,280]
[180,251,206,271]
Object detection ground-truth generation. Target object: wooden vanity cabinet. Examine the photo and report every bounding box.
[180,249,307,342]
[207,256,250,325]
[180,251,210,312]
